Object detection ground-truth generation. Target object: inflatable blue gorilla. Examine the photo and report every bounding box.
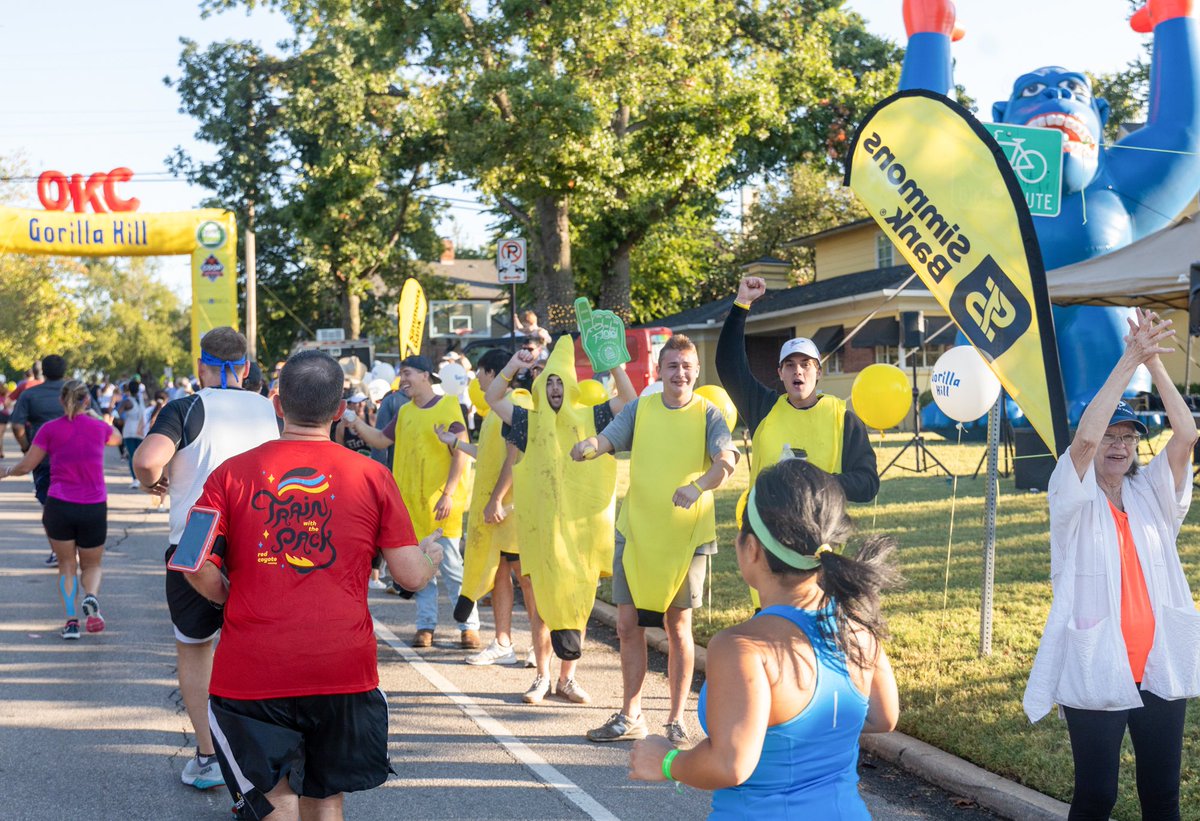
[901,0,1200,425]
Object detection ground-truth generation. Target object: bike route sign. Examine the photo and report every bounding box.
[983,123,1064,218]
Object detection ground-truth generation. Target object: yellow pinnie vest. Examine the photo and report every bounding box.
[616,395,716,614]
[392,395,471,539]
[460,409,517,604]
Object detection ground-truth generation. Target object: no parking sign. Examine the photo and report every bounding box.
[496,237,527,283]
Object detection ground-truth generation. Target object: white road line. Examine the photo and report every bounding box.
[374,619,620,821]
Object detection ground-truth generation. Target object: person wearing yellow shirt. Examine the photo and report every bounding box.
[717,276,879,505]
[485,339,636,705]
[572,335,739,746]
[348,355,480,649]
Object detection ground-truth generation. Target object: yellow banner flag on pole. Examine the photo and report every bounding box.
[845,90,1068,455]
[398,277,427,358]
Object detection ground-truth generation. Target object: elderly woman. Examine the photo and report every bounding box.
[628,458,899,818]
[1024,308,1200,820]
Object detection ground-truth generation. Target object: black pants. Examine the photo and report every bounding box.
[1063,690,1187,820]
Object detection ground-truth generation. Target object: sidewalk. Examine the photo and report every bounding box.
[590,601,1071,821]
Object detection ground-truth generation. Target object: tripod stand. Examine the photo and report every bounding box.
[973,399,1014,479]
[880,353,955,478]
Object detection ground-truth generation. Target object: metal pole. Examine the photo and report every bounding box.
[1186,332,1193,394]
[979,395,1001,657]
[245,220,257,361]
[510,282,517,352]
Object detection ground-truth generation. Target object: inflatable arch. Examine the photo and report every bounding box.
[0,204,238,362]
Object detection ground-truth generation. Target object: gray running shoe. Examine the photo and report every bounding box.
[557,678,591,704]
[181,753,225,790]
[664,720,690,746]
[586,712,648,742]
[522,675,552,704]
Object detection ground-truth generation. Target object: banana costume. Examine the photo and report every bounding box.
[392,395,471,539]
[513,336,616,660]
[455,408,517,622]
[618,395,716,627]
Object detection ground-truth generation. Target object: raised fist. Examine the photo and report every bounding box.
[903,0,965,41]
[1130,0,1193,33]
[736,276,767,306]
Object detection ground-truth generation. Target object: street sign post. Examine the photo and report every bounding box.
[983,123,1065,218]
[496,238,527,284]
[497,237,527,352]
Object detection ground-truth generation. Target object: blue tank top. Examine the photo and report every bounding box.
[697,604,870,820]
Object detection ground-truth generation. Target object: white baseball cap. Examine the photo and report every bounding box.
[778,338,821,365]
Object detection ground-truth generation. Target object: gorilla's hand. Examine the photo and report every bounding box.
[903,0,965,41]
[1131,0,1193,32]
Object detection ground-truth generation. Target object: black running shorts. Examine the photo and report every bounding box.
[42,497,107,548]
[165,544,224,643]
[209,688,392,819]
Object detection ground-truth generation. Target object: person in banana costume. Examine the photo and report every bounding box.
[572,335,739,746]
[485,337,636,704]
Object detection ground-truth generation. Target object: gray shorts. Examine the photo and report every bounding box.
[611,531,710,611]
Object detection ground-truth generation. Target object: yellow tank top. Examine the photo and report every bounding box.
[617,395,716,614]
[392,395,471,539]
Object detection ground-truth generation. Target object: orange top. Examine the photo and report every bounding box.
[1109,501,1156,683]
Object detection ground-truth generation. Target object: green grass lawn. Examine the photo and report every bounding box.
[604,430,1200,820]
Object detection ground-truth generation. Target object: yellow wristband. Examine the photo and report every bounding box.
[690,480,704,494]
[422,552,435,567]
[501,371,514,382]
[733,300,751,310]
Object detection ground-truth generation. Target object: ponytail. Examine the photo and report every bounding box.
[741,459,901,668]
[60,379,90,421]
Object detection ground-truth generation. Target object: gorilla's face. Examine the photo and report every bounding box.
[994,66,1109,194]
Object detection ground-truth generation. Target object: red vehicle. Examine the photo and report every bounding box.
[574,327,673,393]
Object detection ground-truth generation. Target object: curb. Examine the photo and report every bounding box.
[591,600,1069,821]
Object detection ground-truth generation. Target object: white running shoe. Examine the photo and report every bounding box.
[466,639,518,666]
[368,578,387,590]
[524,648,536,668]
[522,675,552,704]
[557,678,591,704]
[181,753,225,790]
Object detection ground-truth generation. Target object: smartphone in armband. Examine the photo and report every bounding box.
[168,507,222,573]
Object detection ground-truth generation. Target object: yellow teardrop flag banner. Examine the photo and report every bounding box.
[845,90,1068,455]
[398,277,427,358]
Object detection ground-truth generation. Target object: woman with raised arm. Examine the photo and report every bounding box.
[629,458,899,818]
[1024,308,1200,821]
[2,380,122,639]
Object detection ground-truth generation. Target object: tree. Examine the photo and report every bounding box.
[0,254,88,373]
[74,259,190,380]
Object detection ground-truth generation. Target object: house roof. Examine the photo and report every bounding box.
[782,217,875,248]
[424,259,507,301]
[647,265,922,330]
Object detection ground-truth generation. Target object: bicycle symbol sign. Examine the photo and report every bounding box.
[496,237,527,284]
[983,123,1064,218]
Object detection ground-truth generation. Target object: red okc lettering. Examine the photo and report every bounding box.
[36,167,140,213]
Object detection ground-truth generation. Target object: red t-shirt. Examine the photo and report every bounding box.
[196,439,417,699]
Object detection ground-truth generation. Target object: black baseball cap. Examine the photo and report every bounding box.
[399,355,441,382]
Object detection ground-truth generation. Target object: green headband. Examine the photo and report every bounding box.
[746,487,835,571]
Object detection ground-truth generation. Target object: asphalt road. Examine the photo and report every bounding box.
[0,442,998,820]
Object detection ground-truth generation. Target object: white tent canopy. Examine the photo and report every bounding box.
[1045,216,1200,309]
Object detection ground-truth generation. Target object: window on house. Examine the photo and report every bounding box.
[823,348,844,374]
[875,232,895,269]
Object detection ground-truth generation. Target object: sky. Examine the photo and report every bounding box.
[0,1,1151,298]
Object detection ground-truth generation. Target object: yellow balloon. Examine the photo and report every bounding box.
[694,384,738,432]
[391,376,402,391]
[850,364,912,430]
[574,378,610,407]
[511,388,534,410]
[468,377,490,417]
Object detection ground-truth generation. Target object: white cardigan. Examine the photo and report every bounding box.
[1023,450,1200,721]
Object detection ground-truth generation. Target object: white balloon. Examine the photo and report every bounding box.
[369,361,396,384]
[929,346,1002,423]
[438,362,469,395]
[640,380,664,397]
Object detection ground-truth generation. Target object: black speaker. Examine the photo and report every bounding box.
[901,311,925,348]
[1190,263,1200,337]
